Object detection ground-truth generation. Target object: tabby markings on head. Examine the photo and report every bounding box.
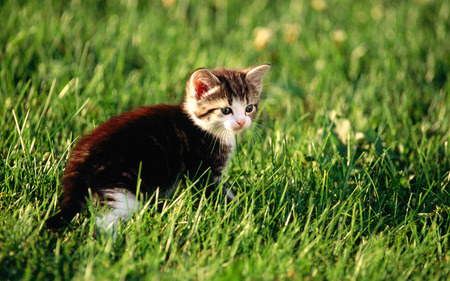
[183,65,270,147]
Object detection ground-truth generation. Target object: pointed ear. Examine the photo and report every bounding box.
[245,64,271,93]
[189,69,221,99]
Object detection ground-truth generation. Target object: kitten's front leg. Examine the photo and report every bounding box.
[223,186,235,204]
[213,175,235,204]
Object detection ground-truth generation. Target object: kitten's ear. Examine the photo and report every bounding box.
[189,69,221,99]
[245,64,271,93]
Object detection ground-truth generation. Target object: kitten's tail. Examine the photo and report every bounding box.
[46,148,92,229]
[46,197,85,229]
[46,171,88,229]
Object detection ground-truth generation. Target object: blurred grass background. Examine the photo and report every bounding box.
[1,0,449,280]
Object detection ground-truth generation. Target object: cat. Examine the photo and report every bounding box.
[46,64,270,231]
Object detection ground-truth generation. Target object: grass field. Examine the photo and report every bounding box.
[1,0,449,280]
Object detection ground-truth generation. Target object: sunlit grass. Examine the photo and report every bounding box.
[1,0,449,280]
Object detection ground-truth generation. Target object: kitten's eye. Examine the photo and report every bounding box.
[221,107,232,115]
[245,105,254,113]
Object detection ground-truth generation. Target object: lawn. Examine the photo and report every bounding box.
[1,0,449,280]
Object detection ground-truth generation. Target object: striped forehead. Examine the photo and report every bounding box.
[195,69,262,110]
[197,96,229,108]
[212,70,252,103]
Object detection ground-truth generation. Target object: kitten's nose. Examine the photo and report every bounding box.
[236,119,245,127]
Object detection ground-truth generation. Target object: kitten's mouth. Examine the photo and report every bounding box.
[226,124,245,132]
[231,127,245,132]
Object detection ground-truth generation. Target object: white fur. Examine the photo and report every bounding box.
[96,189,139,232]
[223,100,251,132]
[224,187,235,201]
[209,99,251,146]
[187,98,252,147]
[207,121,237,147]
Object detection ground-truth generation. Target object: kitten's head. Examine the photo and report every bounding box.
[182,64,270,146]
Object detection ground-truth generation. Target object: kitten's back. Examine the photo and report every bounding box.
[46,105,228,228]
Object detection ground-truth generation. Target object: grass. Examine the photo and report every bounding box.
[1,0,449,280]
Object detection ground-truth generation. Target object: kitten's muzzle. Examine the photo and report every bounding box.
[236,119,245,127]
[229,118,249,132]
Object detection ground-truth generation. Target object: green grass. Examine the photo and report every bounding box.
[1,0,449,280]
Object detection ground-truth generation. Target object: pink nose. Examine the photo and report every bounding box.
[236,120,245,127]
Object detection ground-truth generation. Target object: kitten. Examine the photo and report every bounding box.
[46,64,270,230]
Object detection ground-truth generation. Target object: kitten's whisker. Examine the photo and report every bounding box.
[250,126,263,142]
[253,122,268,130]
[218,128,226,154]
[208,133,216,153]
